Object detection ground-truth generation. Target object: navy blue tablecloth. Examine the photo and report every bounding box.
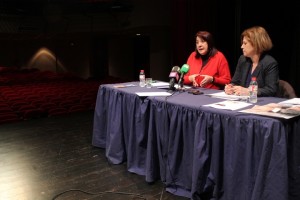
[92,82,300,200]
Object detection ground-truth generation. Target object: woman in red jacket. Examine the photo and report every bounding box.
[183,31,232,89]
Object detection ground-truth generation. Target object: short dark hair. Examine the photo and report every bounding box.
[195,31,217,58]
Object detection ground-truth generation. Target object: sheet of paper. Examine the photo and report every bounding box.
[239,103,300,119]
[135,92,172,96]
[203,100,252,110]
[151,81,169,87]
[278,98,300,105]
[113,84,137,88]
[155,83,191,89]
[206,91,248,101]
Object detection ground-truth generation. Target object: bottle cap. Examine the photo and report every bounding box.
[251,77,257,81]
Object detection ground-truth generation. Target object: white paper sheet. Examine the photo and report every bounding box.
[151,81,169,87]
[113,84,137,88]
[203,100,252,110]
[153,81,191,89]
[135,92,172,96]
[278,98,300,105]
[206,91,248,101]
[239,103,300,119]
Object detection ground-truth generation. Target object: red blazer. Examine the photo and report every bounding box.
[184,51,231,89]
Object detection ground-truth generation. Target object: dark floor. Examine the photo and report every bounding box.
[0,110,189,200]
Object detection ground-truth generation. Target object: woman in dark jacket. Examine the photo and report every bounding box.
[225,26,279,97]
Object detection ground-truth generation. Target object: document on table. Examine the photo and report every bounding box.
[203,100,252,110]
[113,84,137,88]
[278,98,300,105]
[206,91,248,101]
[135,92,172,96]
[151,81,169,87]
[153,81,191,89]
[239,103,300,119]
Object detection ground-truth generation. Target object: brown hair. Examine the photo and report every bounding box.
[241,26,273,54]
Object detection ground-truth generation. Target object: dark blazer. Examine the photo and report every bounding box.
[231,54,279,97]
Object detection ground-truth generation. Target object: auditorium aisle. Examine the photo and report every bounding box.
[0,110,188,200]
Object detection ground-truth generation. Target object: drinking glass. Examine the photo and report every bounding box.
[146,78,152,88]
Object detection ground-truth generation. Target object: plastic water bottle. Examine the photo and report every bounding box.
[249,77,258,103]
[139,69,145,87]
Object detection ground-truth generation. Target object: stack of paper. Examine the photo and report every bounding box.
[206,91,248,101]
[239,101,300,119]
[203,100,252,110]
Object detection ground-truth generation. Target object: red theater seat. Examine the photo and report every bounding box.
[68,105,87,113]
[0,113,21,124]
[48,107,69,116]
[22,108,47,120]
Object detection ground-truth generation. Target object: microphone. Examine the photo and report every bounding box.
[169,66,181,90]
[178,64,190,89]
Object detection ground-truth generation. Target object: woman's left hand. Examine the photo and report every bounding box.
[232,86,249,96]
[199,75,213,87]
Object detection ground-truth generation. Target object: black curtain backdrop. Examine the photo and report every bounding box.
[171,0,300,96]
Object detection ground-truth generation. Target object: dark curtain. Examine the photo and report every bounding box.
[171,0,219,67]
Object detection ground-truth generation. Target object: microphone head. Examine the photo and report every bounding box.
[169,66,181,80]
[173,66,181,72]
[169,71,178,78]
[180,64,189,74]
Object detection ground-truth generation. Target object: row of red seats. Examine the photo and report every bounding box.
[0,68,81,85]
[0,67,129,124]
[0,79,102,124]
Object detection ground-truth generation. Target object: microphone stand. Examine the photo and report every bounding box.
[177,77,185,91]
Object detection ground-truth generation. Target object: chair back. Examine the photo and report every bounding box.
[276,80,297,99]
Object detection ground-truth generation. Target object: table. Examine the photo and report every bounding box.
[92,82,300,200]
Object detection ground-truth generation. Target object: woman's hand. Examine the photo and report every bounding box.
[231,86,249,96]
[188,74,200,87]
[199,75,214,87]
[224,84,234,94]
